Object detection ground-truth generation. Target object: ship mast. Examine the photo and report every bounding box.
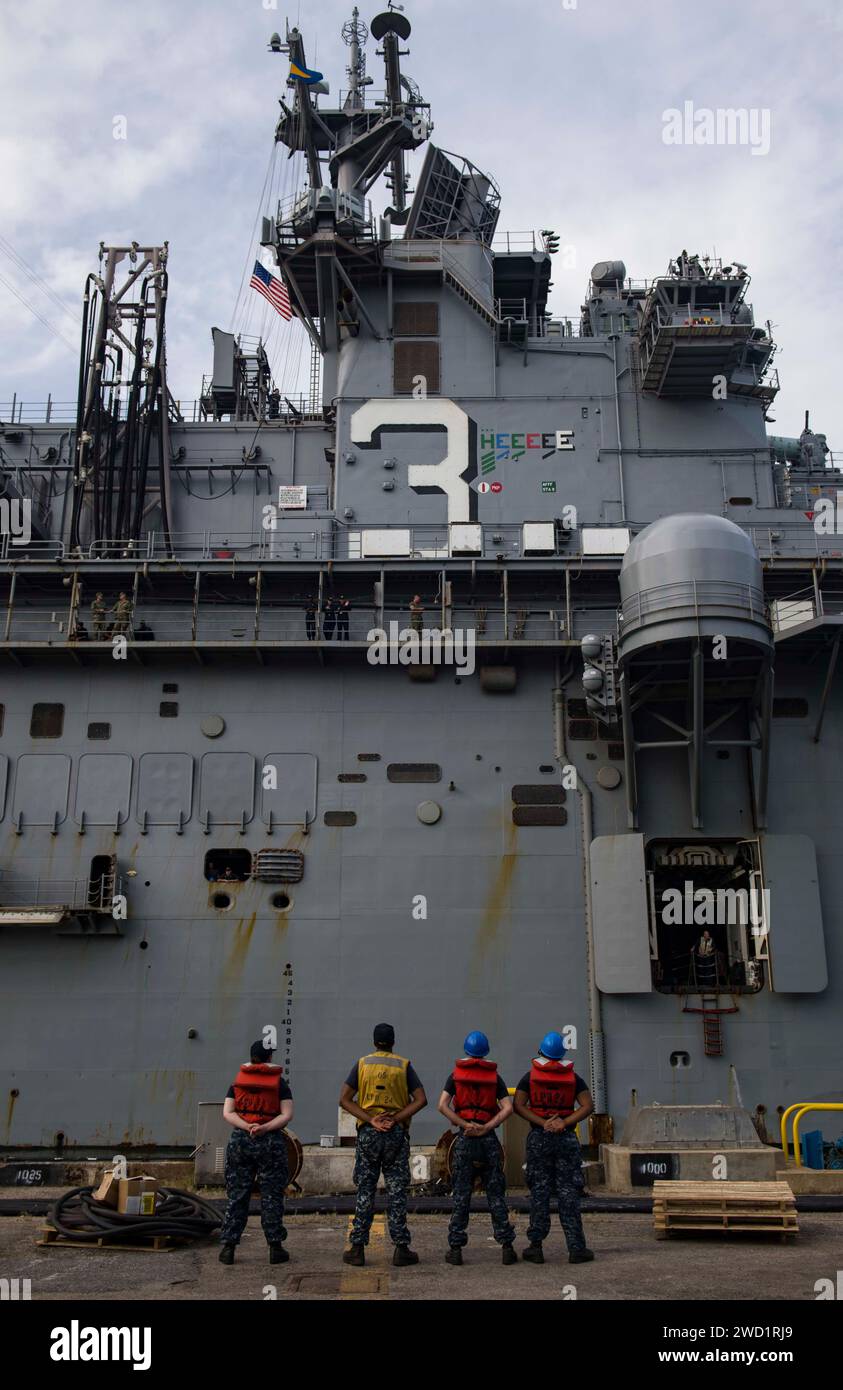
[264,7,432,407]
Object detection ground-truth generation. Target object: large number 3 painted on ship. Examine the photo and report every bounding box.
[349,398,478,523]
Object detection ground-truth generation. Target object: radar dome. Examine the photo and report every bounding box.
[618,514,771,659]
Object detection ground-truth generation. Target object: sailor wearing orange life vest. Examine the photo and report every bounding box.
[218,1038,294,1266]
[438,1031,517,1265]
[513,1031,594,1264]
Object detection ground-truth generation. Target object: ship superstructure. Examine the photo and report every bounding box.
[0,8,840,1149]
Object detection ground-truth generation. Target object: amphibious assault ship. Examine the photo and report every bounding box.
[1,7,840,1153]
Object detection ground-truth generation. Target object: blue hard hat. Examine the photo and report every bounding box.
[463,1030,490,1058]
[539,1030,566,1060]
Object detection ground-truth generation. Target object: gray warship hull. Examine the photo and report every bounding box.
[1,8,840,1150]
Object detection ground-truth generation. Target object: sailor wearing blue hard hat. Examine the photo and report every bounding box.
[513,1030,595,1264]
[437,1031,517,1266]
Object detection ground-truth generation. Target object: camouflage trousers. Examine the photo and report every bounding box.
[525,1128,587,1251]
[219,1129,289,1246]
[349,1122,412,1248]
[448,1132,515,1248]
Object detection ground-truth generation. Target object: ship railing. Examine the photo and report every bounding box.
[0,396,322,426]
[0,536,66,561]
[497,298,528,322]
[641,302,753,338]
[382,241,446,267]
[774,474,843,507]
[0,873,117,912]
[0,600,579,646]
[335,88,432,111]
[747,525,829,559]
[769,587,843,631]
[492,232,545,253]
[336,88,389,106]
[6,523,843,572]
[83,532,329,562]
[1,398,78,424]
[494,305,581,339]
[383,239,497,306]
[619,578,768,631]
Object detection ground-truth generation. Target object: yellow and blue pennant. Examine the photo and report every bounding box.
[289,61,323,85]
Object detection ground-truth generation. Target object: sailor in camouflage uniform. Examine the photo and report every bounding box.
[438,1031,517,1265]
[218,1038,294,1265]
[339,1023,427,1267]
[514,1031,595,1264]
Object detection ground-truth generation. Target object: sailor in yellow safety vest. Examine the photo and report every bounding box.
[339,1023,427,1267]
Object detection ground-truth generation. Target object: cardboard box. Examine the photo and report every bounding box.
[117,1176,158,1215]
[92,1171,119,1208]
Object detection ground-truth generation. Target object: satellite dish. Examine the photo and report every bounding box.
[370,10,412,40]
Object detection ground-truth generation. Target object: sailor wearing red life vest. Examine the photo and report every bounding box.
[218,1037,294,1266]
[513,1031,594,1264]
[437,1031,517,1266]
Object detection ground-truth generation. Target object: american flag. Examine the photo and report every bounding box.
[249,260,292,320]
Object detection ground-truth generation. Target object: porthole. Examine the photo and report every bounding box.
[271,892,292,911]
[212,892,232,910]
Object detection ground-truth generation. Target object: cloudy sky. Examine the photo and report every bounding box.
[1,0,841,443]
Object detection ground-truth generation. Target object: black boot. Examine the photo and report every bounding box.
[393,1246,419,1267]
[218,1244,235,1265]
[569,1248,595,1264]
[342,1245,365,1266]
[445,1247,463,1266]
[269,1244,289,1264]
[501,1243,518,1265]
[522,1242,544,1264]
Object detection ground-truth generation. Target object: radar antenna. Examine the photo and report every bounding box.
[370,6,417,223]
[341,7,370,112]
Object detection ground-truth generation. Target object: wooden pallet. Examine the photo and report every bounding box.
[38,1225,180,1253]
[652,1181,798,1240]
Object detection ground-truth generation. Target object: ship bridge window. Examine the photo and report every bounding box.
[0,704,4,735]
[87,722,111,740]
[30,703,64,738]
[646,840,766,995]
[204,848,252,882]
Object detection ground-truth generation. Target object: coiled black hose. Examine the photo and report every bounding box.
[48,1186,221,1243]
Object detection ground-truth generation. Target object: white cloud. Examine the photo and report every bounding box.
[0,0,840,443]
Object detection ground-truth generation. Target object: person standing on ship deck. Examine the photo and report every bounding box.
[336,595,351,640]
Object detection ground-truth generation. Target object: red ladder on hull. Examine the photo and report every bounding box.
[682,993,739,1056]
